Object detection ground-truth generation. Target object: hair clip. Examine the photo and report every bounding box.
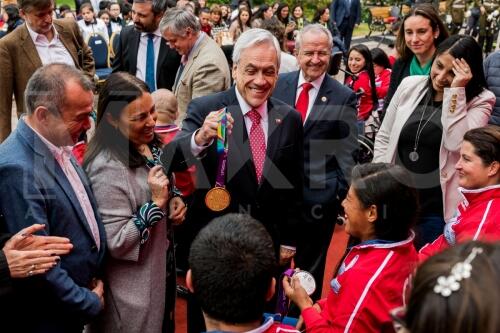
[433,247,483,297]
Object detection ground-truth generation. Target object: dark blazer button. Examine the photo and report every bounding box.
[91,245,98,251]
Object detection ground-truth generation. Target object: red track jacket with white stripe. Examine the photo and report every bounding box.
[419,185,500,261]
[302,235,417,333]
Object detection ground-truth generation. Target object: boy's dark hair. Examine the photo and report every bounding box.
[189,214,276,323]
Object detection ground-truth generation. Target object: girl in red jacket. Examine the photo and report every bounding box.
[419,125,500,261]
[284,163,418,333]
[345,45,379,122]
[371,47,392,111]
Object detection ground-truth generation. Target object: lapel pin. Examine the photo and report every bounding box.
[321,96,327,102]
[275,118,282,125]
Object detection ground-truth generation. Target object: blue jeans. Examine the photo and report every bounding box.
[414,214,445,250]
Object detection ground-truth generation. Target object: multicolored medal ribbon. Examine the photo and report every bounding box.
[275,269,316,321]
[205,109,231,212]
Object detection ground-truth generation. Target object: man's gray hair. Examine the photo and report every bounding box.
[133,0,167,15]
[159,8,200,35]
[232,28,281,67]
[295,24,333,51]
[24,63,94,116]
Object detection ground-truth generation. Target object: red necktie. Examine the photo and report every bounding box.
[295,82,313,123]
[247,109,266,183]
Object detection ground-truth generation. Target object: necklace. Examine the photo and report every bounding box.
[410,99,440,162]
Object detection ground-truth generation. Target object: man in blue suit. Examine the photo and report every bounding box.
[273,24,358,301]
[330,0,361,52]
[0,64,106,332]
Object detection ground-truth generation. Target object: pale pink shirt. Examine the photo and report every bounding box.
[26,23,75,67]
[27,123,100,249]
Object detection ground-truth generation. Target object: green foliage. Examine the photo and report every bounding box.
[55,0,76,10]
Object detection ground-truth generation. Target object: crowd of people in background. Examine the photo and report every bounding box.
[0,0,500,332]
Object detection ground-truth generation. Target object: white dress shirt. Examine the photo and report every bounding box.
[295,71,326,122]
[77,18,109,44]
[136,27,162,90]
[26,23,75,67]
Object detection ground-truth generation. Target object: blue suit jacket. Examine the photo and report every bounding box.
[330,0,362,28]
[272,71,358,220]
[0,119,106,332]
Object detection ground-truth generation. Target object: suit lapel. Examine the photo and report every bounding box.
[19,25,43,68]
[157,38,168,82]
[182,36,206,81]
[264,99,285,180]
[284,72,299,106]
[304,76,332,135]
[130,29,141,74]
[18,121,98,245]
[54,22,80,67]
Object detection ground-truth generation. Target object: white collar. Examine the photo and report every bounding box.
[235,86,268,119]
[26,22,58,42]
[141,27,161,38]
[24,118,74,158]
[297,71,325,90]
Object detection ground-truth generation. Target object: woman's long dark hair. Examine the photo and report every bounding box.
[313,6,328,24]
[83,72,161,169]
[237,7,252,29]
[291,4,304,19]
[396,4,449,61]
[348,44,379,108]
[275,3,289,25]
[253,4,270,21]
[4,4,23,33]
[433,34,487,102]
[371,47,392,69]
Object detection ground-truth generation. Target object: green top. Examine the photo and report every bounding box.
[409,55,433,76]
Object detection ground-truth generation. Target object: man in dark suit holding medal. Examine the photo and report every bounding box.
[165,28,303,265]
[272,24,358,302]
[164,28,303,333]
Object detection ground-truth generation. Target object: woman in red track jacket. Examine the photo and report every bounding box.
[345,45,378,121]
[284,163,419,333]
[420,125,500,261]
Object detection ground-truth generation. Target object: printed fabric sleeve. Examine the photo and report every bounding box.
[132,201,166,244]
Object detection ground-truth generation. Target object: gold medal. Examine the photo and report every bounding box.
[205,187,231,212]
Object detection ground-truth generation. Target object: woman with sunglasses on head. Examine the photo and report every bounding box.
[419,125,500,261]
[374,35,495,250]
